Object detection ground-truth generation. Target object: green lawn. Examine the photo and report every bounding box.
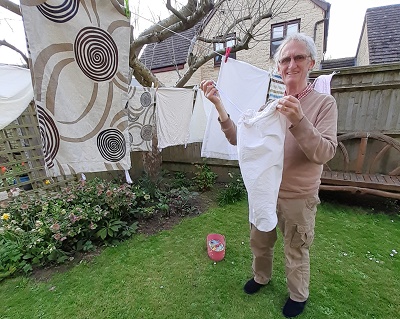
[0,199,399,319]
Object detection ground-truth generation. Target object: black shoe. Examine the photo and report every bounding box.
[282,298,307,318]
[243,278,265,294]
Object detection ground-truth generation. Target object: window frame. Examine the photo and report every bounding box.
[270,19,300,58]
[213,33,237,67]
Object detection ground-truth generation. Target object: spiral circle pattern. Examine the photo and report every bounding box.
[74,27,118,82]
[97,129,126,162]
[140,92,152,107]
[37,105,60,168]
[140,125,153,141]
[37,0,79,23]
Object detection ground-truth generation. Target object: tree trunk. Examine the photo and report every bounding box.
[142,129,162,181]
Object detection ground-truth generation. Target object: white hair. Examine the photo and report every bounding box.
[273,33,317,65]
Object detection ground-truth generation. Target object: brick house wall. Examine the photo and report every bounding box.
[200,0,326,82]
[151,0,328,86]
[153,64,202,88]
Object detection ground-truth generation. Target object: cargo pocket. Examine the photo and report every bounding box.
[290,225,315,248]
[305,196,320,211]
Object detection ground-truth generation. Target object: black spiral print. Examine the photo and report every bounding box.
[140,124,153,141]
[97,129,126,162]
[140,92,152,107]
[74,27,118,82]
[37,105,60,168]
[37,0,79,23]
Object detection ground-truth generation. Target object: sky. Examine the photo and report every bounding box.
[1,0,399,65]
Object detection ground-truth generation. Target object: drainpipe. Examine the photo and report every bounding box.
[314,18,325,61]
[315,3,331,61]
[313,18,325,44]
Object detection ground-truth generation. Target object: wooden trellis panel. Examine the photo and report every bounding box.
[0,102,76,196]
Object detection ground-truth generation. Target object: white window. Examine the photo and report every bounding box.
[270,20,300,58]
[213,33,236,66]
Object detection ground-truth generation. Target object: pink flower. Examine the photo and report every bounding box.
[69,213,77,223]
[20,203,29,210]
[53,233,61,240]
[50,223,60,232]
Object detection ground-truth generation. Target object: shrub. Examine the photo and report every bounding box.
[0,178,138,279]
[168,171,194,189]
[217,172,247,206]
[192,163,217,192]
[0,173,201,280]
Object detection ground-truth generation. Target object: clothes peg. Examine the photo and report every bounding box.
[224,47,232,63]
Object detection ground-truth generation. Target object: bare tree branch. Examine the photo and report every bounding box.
[177,2,276,87]
[137,0,197,39]
[166,0,188,23]
[0,39,28,64]
[0,0,295,90]
[176,34,252,87]
[130,0,215,86]
[0,0,21,16]
[131,0,213,55]
[130,55,164,88]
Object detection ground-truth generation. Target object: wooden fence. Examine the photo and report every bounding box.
[162,62,400,180]
[1,62,399,188]
[311,63,400,135]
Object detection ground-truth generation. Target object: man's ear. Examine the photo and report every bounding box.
[309,60,316,70]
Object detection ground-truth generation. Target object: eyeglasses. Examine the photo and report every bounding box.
[278,54,311,65]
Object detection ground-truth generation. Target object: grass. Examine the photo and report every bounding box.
[0,199,399,319]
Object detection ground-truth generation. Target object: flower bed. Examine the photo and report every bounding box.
[0,176,199,280]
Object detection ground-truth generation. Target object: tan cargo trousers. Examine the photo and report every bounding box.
[250,194,320,302]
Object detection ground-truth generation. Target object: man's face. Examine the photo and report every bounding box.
[277,40,315,88]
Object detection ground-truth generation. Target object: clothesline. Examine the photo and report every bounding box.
[131,11,226,59]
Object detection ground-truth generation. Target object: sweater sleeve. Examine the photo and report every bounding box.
[219,115,238,146]
[290,97,338,165]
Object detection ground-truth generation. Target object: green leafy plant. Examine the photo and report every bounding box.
[169,171,193,189]
[0,172,202,280]
[0,237,30,280]
[0,178,139,277]
[192,163,217,192]
[166,187,198,216]
[217,172,247,206]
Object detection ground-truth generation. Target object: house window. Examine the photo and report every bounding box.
[270,20,300,58]
[214,33,236,66]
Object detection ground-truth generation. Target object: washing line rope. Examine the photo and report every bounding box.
[131,11,225,59]
[132,11,244,113]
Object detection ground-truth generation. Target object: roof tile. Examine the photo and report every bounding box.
[366,4,400,64]
[139,25,200,71]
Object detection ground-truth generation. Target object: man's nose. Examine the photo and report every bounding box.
[288,57,297,67]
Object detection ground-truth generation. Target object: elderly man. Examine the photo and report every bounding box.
[201,33,338,318]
